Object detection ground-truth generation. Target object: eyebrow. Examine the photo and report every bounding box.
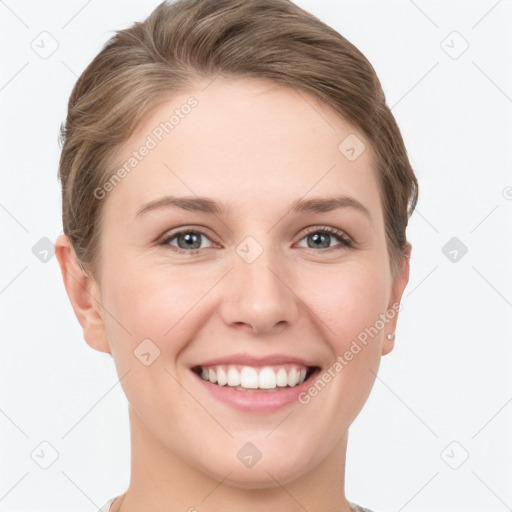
[135,194,371,219]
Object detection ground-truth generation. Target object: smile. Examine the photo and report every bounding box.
[189,353,322,412]
[192,363,318,392]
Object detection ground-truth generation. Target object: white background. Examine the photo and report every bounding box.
[1,1,511,511]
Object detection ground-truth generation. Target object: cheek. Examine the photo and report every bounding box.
[100,258,208,359]
[321,262,389,402]
[283,262,391,445]
[100,263,197,408]
[304,257,390,348]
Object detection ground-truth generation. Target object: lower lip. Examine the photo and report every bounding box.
[191,369,319,413]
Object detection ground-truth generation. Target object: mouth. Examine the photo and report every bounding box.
[191,363,321,393]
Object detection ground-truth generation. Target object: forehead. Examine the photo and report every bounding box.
[103,76,381,221]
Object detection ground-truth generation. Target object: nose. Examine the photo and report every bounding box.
[219,243,300,336]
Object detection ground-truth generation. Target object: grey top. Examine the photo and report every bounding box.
[99,497,116,512]
[100,497,374,511]
[350,503,375,512]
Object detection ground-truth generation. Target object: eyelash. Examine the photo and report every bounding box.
[159,226,354,255]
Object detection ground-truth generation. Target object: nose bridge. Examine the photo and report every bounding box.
[220,233,299,333]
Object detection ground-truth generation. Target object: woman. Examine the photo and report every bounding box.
[55,0,418,510]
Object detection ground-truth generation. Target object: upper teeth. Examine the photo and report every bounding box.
[199,365,308,389]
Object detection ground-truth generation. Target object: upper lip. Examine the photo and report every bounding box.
[192,353,319,368]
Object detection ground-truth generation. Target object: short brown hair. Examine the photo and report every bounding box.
[58,0,418,279]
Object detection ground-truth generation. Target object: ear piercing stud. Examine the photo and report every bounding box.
[387,333,395,340]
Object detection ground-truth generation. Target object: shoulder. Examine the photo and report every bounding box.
[350,502,376,512]
[98,497,117,512]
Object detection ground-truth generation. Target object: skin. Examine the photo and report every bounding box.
[55,76,410,512]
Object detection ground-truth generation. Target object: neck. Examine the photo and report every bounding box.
[113,404,354,512]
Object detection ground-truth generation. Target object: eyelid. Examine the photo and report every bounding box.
[159,224,354,253]
[297,225,354,249]
[159,225,218,251]
[300,225,351,240]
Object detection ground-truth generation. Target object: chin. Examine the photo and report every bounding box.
[200,451,314,490]
[223,468,306,490]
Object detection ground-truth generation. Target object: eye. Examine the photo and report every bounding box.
[296,226,353,250]
[160,229,215,254]
[159,225,354,255]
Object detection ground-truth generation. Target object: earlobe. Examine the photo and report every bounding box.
[381,335,395,356]
[54,234,111,354]
[382,244,412,356]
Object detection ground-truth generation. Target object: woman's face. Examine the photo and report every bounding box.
[63,76,409,488]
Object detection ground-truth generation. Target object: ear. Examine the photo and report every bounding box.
[55,233,111,354]
[382,243,411,356]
